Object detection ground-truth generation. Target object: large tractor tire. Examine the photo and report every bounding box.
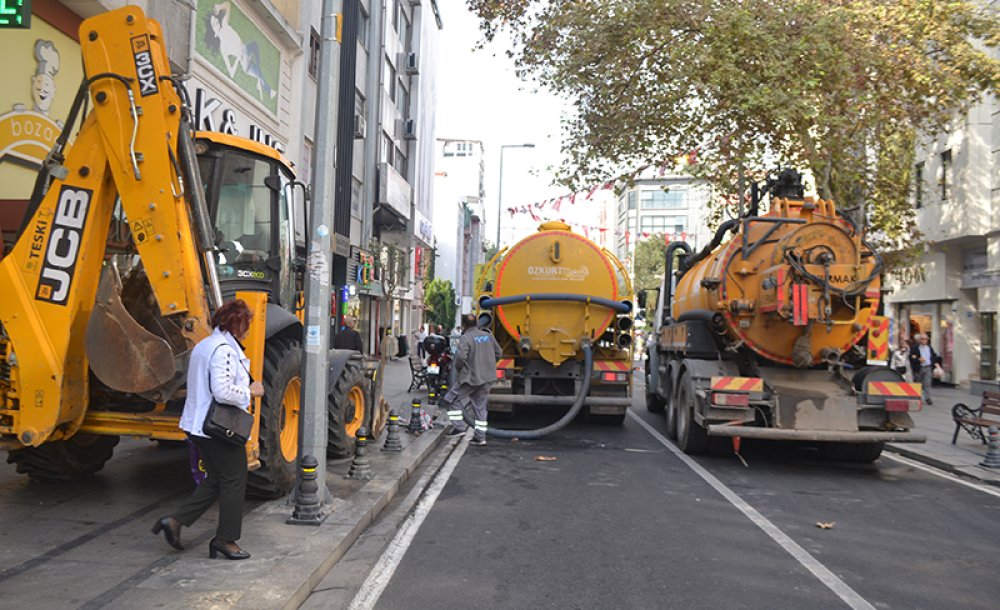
[675,372,709,455]
[327,357,368,459]
[247,337,301,499]
[7,434,120,481]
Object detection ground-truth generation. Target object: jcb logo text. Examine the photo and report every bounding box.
[36,186,91,305]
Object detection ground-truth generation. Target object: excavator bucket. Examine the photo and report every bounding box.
[86,266,176,394]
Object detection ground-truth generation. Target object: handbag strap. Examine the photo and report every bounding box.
[206,342,249,403]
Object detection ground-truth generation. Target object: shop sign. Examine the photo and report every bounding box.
[194,0,280,115]
[891,265,927,286]
[961,247,998,289]
[0,39,64,169]
[190,83,284,153]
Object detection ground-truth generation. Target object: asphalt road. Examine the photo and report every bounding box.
[371,400,1000,609]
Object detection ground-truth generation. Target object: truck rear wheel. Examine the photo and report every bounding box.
[675,373,709,455]
[645,361,665,414]
[247,337,301,499]
[7,434,120,481]
[665,397,679,440]
[327,358,368,459]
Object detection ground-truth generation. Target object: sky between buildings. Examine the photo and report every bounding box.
[434,0,604,246]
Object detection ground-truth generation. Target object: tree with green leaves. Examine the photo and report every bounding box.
[632,235,667,292]
[425,278,457,332]
[468,0,1000,249]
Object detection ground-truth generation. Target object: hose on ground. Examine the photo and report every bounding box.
[453,341,595,440]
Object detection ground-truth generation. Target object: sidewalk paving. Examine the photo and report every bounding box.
[885,384,1000,486]
[103,357,443,610]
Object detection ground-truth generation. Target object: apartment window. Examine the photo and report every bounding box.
[358,7,369,46]
[640,215,687,234]
[355,90,365,116]
[399,13,410,47]
[939,149,952,201]
[641,189,686,209]
[399,80,409,116]
[391,0,399,31]
[914,161,924,209]
[394,148,407,179]
[351,178,362,213]
[308,28,321,79]
[627,191,637,210]
[380,133,392,165]
[384,58,397,102]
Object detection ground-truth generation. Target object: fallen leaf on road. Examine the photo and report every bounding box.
[816,522,836,530]
[535,456,557,461]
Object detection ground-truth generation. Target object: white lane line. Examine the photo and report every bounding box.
[628,410,875,610]
[348,435,470,610]
[883,452,1000,499]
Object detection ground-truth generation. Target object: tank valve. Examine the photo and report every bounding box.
[518,338,531,354]
[820,348,842,366]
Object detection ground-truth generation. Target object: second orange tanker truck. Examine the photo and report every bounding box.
[643,169,925,461]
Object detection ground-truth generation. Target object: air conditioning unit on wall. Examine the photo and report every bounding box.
[404,52,418,75]
[353,113,366,139]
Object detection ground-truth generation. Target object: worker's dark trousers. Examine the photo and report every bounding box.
[173,435,247,541]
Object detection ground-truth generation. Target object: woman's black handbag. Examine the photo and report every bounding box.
[202,345,253,446]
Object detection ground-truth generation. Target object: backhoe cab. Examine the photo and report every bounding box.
[0,6,370,497]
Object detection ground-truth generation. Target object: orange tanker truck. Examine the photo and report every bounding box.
[473,221,634,437]
[643,169,925,461]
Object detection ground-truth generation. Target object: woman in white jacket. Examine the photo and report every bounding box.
[152,300,264,560]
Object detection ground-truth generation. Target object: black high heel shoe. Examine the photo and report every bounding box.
[209,538,250,560]
[151,516,184,550]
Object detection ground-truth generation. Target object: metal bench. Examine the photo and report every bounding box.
[951,391,1000,445]
[408,354,427,392]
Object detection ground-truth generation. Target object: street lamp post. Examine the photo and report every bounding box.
[495,143,535,249]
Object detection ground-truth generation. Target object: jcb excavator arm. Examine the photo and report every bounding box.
[0,7,217,447]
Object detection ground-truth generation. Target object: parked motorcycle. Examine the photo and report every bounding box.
[422,334,452,405]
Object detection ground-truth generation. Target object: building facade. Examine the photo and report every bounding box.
[432,138,486,325]
[613,173,714,275]
[0,0,442,356]
[884,91,1000,388]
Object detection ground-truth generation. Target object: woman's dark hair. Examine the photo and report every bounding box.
[212,299,252,338]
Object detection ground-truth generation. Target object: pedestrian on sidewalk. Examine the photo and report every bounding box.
[908,334,939,405]
[891,339,911,381]
[333,315,364,353]
[152,299,263,561]
[414,324,428,360]
[382,327,399,361]
[443,313,502,446]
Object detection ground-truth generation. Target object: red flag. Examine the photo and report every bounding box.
[528,208,541,222]
[625,230,630,249]
[642,232,650,238]
[569,193,577,204]
[602,181,614,190]
[552,198,562,212]
[583,226,590,238]
[586,184,600,199]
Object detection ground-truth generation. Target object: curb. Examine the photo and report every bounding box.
[884,443,1000,488]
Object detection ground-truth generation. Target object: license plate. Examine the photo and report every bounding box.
[427,365,440,375]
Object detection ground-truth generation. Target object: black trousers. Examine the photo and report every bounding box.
[173,435,247,541]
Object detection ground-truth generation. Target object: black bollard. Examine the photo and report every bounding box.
[345,426,375,480]
[287,455,326,525]
[981,426,1000,468]
[407,399,423,434]
[382,410,403,452]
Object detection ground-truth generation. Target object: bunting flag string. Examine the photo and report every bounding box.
[499,149,698,220]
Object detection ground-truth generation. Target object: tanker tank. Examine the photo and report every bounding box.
[643,169,926,460]
[474,221,634,431]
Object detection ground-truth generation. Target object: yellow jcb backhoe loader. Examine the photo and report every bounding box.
[0,6,373,497]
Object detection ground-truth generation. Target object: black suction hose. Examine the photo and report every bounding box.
[456,341,595,440]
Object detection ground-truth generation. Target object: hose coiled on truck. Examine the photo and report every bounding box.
[452,341,595,440]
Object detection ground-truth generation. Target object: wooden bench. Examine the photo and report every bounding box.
[407,354,427,392]
[951,392,1000,445]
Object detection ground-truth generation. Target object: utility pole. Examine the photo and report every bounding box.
[298,0,342,505]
